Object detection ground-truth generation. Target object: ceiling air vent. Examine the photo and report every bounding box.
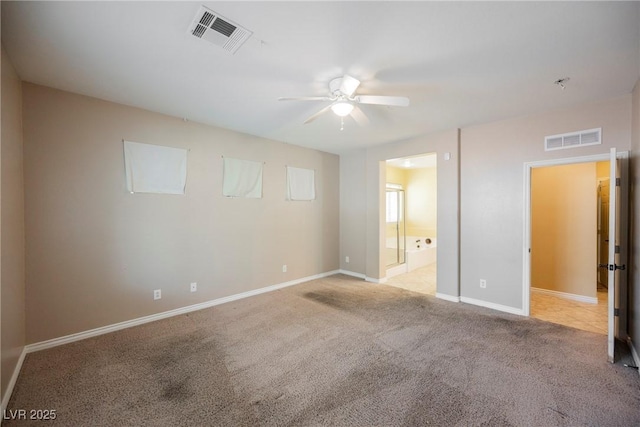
[189,6,252,54]
[544,128,602,151]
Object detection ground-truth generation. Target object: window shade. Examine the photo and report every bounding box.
[286,166,315,201]
[123,140,187,194]
[222,157,263,198]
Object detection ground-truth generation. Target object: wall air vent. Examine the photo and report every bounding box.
[544,128,602,151]
[188,6,252,54]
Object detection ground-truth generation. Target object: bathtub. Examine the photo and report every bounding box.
[406,236,437,272]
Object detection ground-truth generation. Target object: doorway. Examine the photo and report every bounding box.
[383,153,438,295]
[529,161,608,334]
[523,150,629,362]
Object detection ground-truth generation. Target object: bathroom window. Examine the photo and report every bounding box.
[386,191,398,223]
[386,183,403,223]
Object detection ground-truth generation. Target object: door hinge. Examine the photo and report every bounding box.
[616,177,621,186]
[614,308,620,317]
[615,245,620,254]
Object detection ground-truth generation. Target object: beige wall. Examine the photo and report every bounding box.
[1,46,26,401]
[385,166,406,187]
[630,79,640,349]
[531,163,597,298]
[461,95,632,309]
[22,83,340,343]
[406,167,437,238]
[596,161,610,179]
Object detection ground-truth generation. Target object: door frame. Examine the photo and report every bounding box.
[385,187,406,268]
[522,151,629,337]
[381,153,438,280]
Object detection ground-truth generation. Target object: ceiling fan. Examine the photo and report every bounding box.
[279,74,409,128]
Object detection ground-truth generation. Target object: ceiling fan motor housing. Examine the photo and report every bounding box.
[329,77,345,96]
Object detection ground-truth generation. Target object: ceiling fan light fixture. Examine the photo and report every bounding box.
[331,101,354,117]
[280,74,408,125]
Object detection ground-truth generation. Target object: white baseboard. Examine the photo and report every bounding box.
[436,293,460,303]
[26,270,340,354]
[460,296,525,316]
[628,337,640,376]
[531,287,598,304]
[1,347,26,414]
[366,276,387,284]
[339,269,366,279]
[385,263,408,279]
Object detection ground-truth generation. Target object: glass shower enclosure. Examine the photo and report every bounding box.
[385,187,406,267]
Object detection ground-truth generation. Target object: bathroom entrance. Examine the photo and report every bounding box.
[383,153,438,295]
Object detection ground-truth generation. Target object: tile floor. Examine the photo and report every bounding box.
[530,289,608,335]
[385,264,608,335]
[385,263,437,296]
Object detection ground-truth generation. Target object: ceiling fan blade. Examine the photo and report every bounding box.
[350,106,370,126]
[356,95,410,107]
[303,104,333,124]
[340,75,361,97]
[279,96,333,101]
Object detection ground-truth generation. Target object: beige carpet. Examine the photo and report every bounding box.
[6,274,640,426]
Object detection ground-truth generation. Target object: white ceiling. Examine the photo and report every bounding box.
[2,1,639,155]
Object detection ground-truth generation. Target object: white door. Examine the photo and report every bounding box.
[607,148,627,362]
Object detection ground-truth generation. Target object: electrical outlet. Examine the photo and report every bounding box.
[345,256,350,263]
[282,265,287,273]
[154,289,161,300]
[190,282,197,292]
[480,279,487,289]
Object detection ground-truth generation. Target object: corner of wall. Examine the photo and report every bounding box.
[1,43,27,415]
[629,78,640,349]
